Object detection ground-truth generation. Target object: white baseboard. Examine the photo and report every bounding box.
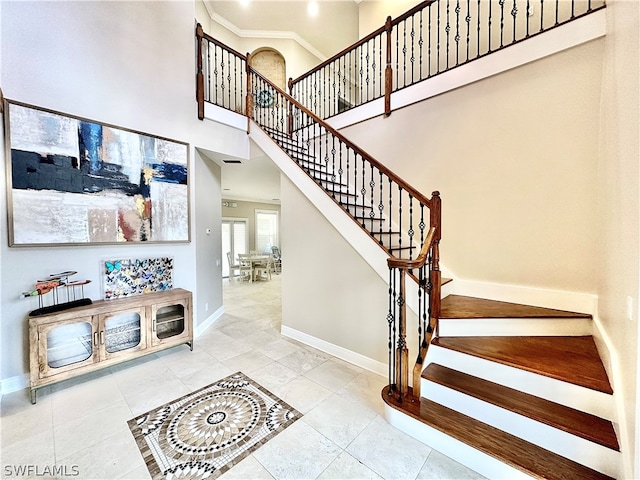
[1,373,29,396]
[281,325,387,378]
[194,305,224,338]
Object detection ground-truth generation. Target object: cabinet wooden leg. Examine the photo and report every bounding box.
[30,388,37,405]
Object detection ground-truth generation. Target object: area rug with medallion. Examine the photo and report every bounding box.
[128,372,301,479]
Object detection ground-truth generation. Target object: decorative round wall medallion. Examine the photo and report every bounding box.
[256,89,274,108]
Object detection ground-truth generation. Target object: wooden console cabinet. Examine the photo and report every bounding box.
[28,288,192,404]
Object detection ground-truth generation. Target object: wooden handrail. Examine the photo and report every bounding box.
[249,68,433,210]
[196,24,247,61]
[387,226,436,269]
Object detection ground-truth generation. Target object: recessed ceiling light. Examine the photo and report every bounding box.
[239,0,250,8]
[308,1,318,17]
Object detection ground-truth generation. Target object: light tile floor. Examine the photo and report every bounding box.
[1,275,484,480]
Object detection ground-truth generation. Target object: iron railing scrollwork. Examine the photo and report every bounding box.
[288,0,605,120]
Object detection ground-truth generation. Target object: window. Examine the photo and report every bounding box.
[255,210,279,254]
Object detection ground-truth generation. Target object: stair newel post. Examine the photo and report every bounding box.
[396,267,409,400]
[196,23,205,120]
[287,77,294,138]
[384,15,393,116]
[429,191,442,337]
[245,53,252,131]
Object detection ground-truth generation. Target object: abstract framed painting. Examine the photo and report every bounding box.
[3,99,190,246]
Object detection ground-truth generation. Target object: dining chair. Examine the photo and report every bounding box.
[237,254,253,283]
[271,246,282,274]
[254,254,273,281]
[226,252,241,281]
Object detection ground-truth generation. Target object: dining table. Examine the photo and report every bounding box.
[238,254,271,281]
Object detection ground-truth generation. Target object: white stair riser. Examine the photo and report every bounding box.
[426,345,615,420]
[384,405,536,480]
[421,380,620,478]
[438,317,592,337]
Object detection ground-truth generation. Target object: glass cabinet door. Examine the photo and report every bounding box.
[100,308,146,359]
[151,301,189,346]
[155,304,184,339]
[39,318,97,378]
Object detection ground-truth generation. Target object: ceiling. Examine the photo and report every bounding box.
[206,1,361,58]
[203,1,363,205]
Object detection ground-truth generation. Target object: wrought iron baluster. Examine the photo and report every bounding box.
[540,0,545,32]
[338,140,344,206]
[213,46,219,104]
[555,0,559,25]
[398,186,403,257]
[369,164,375,233]
[477,0,481,58]
[465,0,471,62]
[388,267,396,394]
[488,0,493,52]
[408,195,414,261]
[366,41,371,101]
[388,177,393,246]
[428,5,432,77]
[419,10,424,80]
[227,52,232,108]
[360,156,366,228]
[455,0,460,66]
[378,171,384,246]
[410,16,416,85]
[206,42,212,103]
[526,0,531,37]
[512,0,518,42]
[437,0,441,73]
[499,0,505,48]
[446,0,450,70]
[372,38,377,99]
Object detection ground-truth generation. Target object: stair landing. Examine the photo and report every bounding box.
[432,336,613,394]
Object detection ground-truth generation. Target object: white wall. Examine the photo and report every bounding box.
[0,1,249,388]
[358,0,422,37]
[341,38,604,295]
[596,1,640,477]
[281,175,392,366]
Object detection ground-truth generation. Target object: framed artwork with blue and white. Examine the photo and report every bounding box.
[4,99,190,246]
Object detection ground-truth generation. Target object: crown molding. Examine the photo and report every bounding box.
[203,4,327,62]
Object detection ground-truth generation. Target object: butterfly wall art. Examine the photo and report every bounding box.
[103,257,173,300]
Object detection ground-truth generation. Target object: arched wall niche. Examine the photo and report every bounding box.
[249,48,287,91]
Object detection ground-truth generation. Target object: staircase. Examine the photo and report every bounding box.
[245,82,620,480]
[196,3,620,475]
[384,295,620,479]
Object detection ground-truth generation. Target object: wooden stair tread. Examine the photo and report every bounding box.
[383,386,614,480]
[422,363,619,450]
[432,336,613,394]
[441,295,592,319]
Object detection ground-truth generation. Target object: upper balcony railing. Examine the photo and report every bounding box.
[288,0,605,119]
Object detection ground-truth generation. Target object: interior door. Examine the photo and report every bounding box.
[222,218,248,278]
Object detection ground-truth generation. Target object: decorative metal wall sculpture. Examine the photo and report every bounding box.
[4,100,190,246]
